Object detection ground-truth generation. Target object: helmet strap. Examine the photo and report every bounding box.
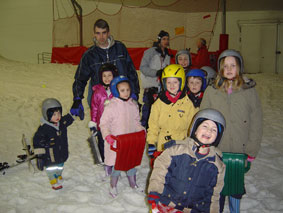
[193,136,211,152]
[118,97,130,102]
[218,76,237,87]
[103,83,110,89]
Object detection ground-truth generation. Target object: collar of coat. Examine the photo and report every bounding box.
[40,117,60,131]
[93,35,115,49]
[212,75,257,90]
[154,46,171,58]
[164,137,223,160]
[158,89,186,105]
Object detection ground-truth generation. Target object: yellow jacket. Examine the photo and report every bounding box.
[147,92,198,151]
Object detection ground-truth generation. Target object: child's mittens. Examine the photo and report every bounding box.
[106,135,116,146]
[88,121,97,134]
[148,192,160,205]
[151,202,159,213]
[247,155,255,162]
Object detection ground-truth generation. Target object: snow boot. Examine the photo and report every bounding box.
[57,175,63,185]
[127,175,144,192]
[50,178,62,190]
[101,165,112,181]
[105,165,113,177]
[109,176,119,198]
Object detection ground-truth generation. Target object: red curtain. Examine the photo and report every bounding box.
[51,46,178,70]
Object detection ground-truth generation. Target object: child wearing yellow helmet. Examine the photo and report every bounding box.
[147,64,198,167]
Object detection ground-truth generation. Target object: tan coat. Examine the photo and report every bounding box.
[200,83,262,157]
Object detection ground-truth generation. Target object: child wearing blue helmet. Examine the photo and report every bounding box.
[186,69,207,108]
[100,76,145,198]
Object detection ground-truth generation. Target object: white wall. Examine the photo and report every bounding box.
[210,10,283,51]
[1,0,283,65]
[210,11,283,73]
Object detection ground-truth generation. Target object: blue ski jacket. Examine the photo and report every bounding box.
[33,114,74,167]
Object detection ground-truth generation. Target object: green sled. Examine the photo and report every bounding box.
[221,152,251,196]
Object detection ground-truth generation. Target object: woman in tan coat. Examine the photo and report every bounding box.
[200,49,262,213]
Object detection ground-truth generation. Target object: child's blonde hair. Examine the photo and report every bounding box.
[215,56,244,92]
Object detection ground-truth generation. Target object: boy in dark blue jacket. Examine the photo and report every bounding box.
[33,98,75,190]
[148,109,226,213]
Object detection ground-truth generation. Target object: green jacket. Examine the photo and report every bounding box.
[200,80,262,157]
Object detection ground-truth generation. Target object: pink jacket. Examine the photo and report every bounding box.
[90,84,113,130]
[100,97,144,166]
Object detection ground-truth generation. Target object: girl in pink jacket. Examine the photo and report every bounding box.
[88,63,118,166]
[100,76,145,198]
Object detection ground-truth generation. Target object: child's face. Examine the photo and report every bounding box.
[223,56,238,80]
[178,54,189,68]
[50,110,61,124]
[166,77,180,95]
[187,77,202,94]
[195,120,217,145]
[102,71,114,85]
[117,82,131,100]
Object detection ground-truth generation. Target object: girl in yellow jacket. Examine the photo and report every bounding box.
[147,64,197,166]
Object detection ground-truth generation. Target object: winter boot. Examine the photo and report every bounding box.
[105,165,113,177]
[109,176,119,198]
[57,175,63,185]
[50,178,62,190]
[101,165,112,181]
[127,175,144,192]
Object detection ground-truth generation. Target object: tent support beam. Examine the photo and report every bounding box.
[71,0,83,46]
[222,0,226,34]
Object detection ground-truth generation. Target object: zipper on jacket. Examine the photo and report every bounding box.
[106,49,109,62]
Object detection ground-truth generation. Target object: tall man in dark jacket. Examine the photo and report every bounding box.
[71,19,140,120]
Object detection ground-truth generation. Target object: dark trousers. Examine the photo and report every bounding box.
[141,87,158,129]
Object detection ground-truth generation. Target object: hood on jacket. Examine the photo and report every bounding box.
[40,117,60,131]
[93,35,115,49]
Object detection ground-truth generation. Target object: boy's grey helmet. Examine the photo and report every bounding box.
[42,98,62,121]
[175,49,191,67]
[218,49,244,74]
[201,66,216,85]
[190,108,226,147]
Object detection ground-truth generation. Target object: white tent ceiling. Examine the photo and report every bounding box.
[83,0,283,12]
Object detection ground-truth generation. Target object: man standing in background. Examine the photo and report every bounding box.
[71,19,140,120]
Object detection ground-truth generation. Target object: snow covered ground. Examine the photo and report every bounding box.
[0,56,283,212]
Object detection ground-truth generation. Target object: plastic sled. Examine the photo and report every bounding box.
[87,133,103,165]
[221,152,251,196]
[111,130,146,171]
